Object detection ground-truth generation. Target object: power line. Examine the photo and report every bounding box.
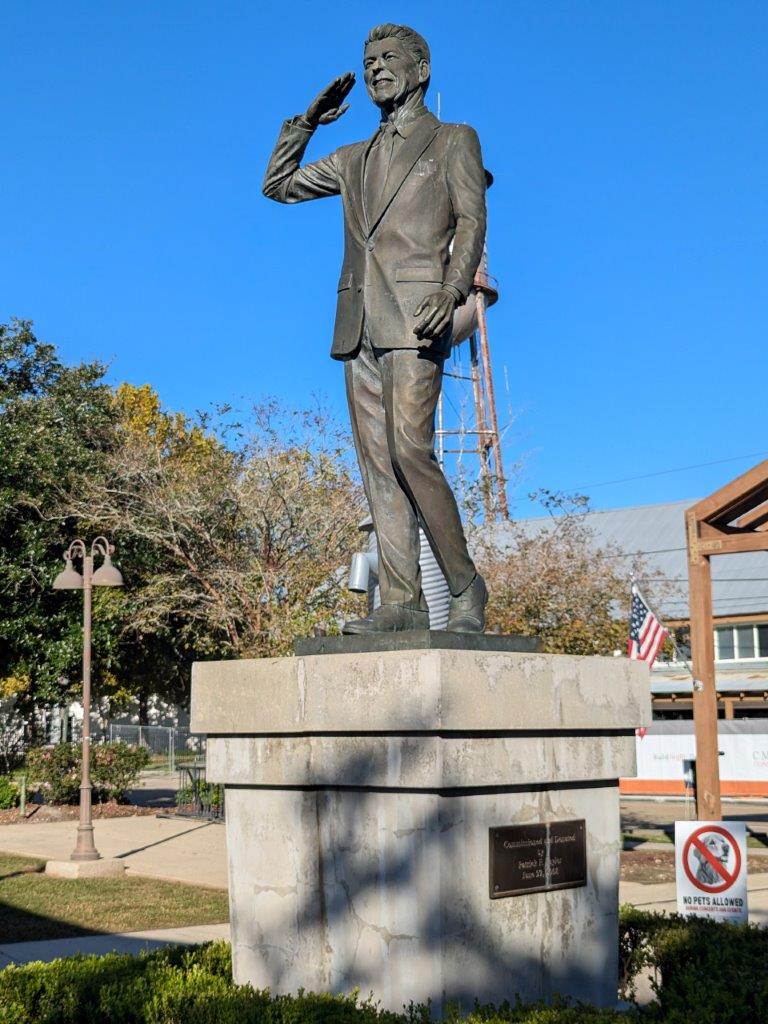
[637,577,768,584]
[565,451,768,492]
[607,546,686,558]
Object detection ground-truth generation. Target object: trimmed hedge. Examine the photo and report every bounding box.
[619,905,768,1024]
[0,943,626,1024]
[25,742,151,804]
[1,909,766,1022]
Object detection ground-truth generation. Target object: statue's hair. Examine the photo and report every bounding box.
[364,23,431,73]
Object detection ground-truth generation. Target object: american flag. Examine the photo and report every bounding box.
[628,584,668,665]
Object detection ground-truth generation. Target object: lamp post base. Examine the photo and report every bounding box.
[71,824,101,862]
[45,858,126,879]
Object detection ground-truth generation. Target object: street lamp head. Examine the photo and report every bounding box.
[92,553,124,587]
[53,558,84,590]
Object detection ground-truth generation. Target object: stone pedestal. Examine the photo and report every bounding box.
[191,643,650,1015]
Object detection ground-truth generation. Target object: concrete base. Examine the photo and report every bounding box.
[192,648,650,1015]
[45,858,126,879]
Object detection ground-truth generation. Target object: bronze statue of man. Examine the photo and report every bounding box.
[263,23,488,634]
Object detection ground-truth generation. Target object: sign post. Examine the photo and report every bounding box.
[675,821,748,923]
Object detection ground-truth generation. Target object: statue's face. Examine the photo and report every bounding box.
[363,37,428,109]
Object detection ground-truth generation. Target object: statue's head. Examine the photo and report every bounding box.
[363,24,430,111]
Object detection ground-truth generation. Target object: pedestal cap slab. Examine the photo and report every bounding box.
[191,649,650,736]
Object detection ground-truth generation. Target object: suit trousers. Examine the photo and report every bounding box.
[344,327,476,608]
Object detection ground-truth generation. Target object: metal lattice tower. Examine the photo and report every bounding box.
[436,257,509,521]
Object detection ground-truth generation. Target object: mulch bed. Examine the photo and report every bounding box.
[621,847,768,885]
[0,802,160,825]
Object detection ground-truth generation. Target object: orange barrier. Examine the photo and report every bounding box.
[620,778,768,797]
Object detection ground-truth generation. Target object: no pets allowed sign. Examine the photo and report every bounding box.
[675,821,748,924]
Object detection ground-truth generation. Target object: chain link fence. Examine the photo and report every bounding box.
[108,723,205,774]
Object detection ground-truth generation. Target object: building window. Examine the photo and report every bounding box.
[716,628,735,660]
[715,624,768,662]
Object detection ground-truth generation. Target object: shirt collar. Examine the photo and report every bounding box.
[379,104,431,139]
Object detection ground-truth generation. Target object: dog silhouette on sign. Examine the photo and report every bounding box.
[692,833,731,886]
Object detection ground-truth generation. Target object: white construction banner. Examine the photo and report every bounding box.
[636,731,768,782]
[675,821,748,923]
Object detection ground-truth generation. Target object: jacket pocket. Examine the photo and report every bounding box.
[337,272,353,291]
[395,266,444,283]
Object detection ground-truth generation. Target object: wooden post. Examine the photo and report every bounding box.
[687,511,722,820]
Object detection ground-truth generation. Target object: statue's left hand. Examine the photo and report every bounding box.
[413,290,456,341]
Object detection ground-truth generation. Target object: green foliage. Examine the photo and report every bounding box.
[0,319,118,708]
[629,909,768,1024]
[3,914,767,1021]
[0,322,230,716]
[618,905,768,1022]
[175,780,223,807]
[0,943,629,1023]
[0,774,19,809]
[25,742,150,804]
[9,906,766,1024]
[445,1006,624,1023]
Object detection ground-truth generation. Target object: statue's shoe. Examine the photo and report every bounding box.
[446,574,488,633]
[342,604,430,635]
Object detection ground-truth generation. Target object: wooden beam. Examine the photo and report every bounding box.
[699,522,745,540]
[736,501,768,531]
[697,533,768,556]
[688,460,768,524]
[711,488,768,528]
[687,550,722,820]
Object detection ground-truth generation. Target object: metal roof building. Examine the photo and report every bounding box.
[496,498,768,621]
[487,499,768,717]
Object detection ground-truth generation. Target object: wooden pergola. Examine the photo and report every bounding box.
[686,459,768,820]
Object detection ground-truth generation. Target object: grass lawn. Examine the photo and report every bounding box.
[0,852,229,944]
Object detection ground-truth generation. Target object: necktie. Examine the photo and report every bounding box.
[364,123,398,223]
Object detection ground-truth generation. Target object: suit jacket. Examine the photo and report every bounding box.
[262,110,487,359]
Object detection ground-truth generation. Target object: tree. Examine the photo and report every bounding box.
[0,320,118,709]
[1,321,366,724]
[475,491,673,656]
[65,389,367,660]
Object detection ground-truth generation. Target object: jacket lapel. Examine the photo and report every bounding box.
[367,113,441,235]
[344,133,378,238]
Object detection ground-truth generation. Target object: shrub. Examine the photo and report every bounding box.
[175,781,223,807]
[0,775,19,809]
[619,905,768,1022]
[642,912,768,1023]
[0,943,629,1024]
[2,915,767,1023]
[91,742,152,801]
[25,742,151,804]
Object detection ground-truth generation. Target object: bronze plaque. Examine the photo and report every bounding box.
[489,820,587,898]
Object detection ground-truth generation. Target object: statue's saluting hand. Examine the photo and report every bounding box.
[305,72,356,127]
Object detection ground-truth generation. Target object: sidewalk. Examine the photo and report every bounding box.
[0,815,227,889]
[0,923,231,967]
[620,871,768,924]
[127,771,180,809]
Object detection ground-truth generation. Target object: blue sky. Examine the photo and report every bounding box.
[2,1,766,517]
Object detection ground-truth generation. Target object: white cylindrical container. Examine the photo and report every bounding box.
[354,517,451,630]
